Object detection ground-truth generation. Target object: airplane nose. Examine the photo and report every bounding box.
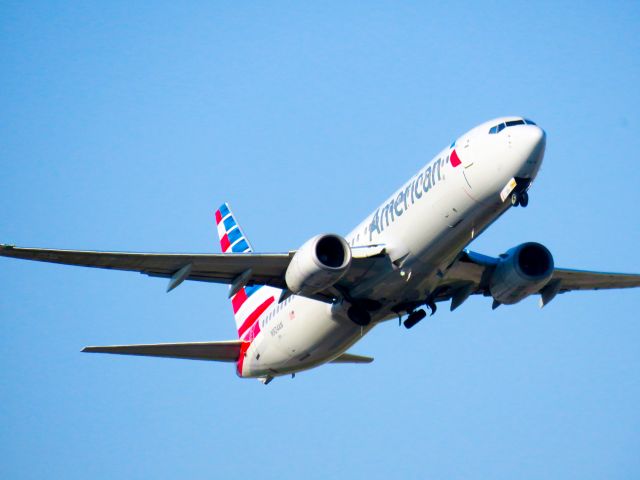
[509,125,546,177]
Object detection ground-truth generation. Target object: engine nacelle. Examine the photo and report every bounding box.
[285,234,352,295]
[489,242,554,305]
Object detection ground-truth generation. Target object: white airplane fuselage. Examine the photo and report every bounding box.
[240,117,546,378]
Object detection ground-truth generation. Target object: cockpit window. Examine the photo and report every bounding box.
[488,118,534,134]
[489,123,505,134]
[524,118,536,125]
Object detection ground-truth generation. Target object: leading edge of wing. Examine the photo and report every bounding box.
[82,340,243,362]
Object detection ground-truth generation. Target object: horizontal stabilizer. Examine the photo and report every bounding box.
[82,340,242,362]
[330,352,374,364]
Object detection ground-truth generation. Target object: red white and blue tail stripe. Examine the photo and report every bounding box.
[215,203,280,345]
[215,203,253,254]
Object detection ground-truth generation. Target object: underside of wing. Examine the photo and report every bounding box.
[0,243,391,303]
[551,268,640,292]
[0,244,290,287]
[429,251,491,306]
[82,340,243,362]
[446,250,640,294]
[436,249,640,310]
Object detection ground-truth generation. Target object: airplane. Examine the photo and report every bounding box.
[2,116,640,385]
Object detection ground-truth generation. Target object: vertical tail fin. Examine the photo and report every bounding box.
[215,203,253,254]
[214,203,280,339]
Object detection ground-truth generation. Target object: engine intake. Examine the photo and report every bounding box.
[285,234,352,295]
[490,242,554,305]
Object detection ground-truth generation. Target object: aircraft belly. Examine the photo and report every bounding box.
[359,175,506,308]
[243,298,366,377]
[281,302,365,372]
[245,339,292,376]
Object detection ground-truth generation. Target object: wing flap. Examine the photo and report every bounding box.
[82,340,243,362]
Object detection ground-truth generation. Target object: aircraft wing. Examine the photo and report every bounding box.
[438,250,640,308]
[0,244,391,302]
[549,267,640,291]
[82,340,242,361]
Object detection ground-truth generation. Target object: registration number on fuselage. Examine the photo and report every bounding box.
[270,321,283,337]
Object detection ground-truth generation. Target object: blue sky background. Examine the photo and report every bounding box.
[1,2,639,479]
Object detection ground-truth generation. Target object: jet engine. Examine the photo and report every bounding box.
[489,242,554,305]
[285,234,352,295]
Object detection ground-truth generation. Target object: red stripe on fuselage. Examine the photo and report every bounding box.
[450,149,461,167]
[243,318,261,342]
[236,341,251,377]
[237,296,275,338]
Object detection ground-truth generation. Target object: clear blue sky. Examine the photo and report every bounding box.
[1,2,639,479]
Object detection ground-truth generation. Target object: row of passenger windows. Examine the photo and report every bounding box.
[489,118,536,134]
[264,295,293,322]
